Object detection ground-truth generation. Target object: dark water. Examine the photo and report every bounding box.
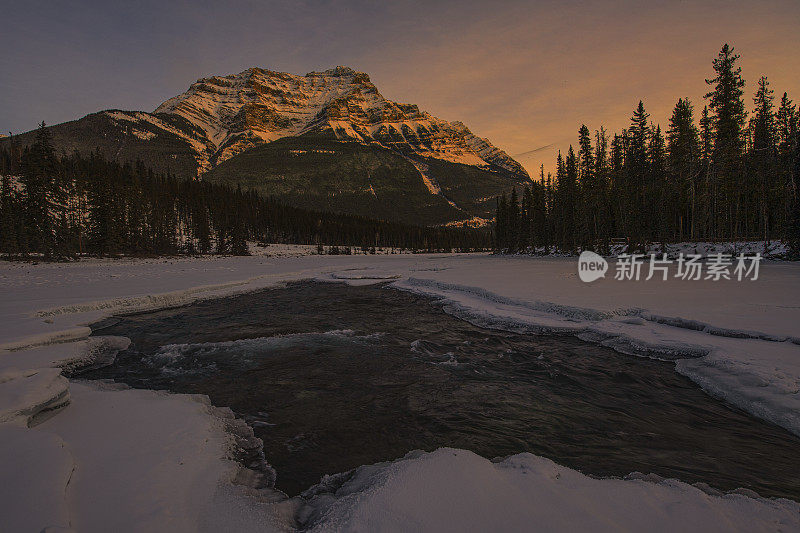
[86,281,800,499]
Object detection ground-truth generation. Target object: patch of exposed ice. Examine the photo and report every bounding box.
[145,330,382,376]
[58,336,131,375]
[0,368,69,426]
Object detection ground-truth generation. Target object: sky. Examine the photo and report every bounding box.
[2,0,799,176]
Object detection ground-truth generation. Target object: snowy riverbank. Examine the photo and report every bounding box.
[1,253,798,531]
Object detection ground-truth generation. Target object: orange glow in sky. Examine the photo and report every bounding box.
[2,1,798,177]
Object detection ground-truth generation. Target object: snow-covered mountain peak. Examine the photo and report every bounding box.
[307,65,362,77]
[142,66,528,178]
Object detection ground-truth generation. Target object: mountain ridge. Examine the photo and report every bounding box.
[147,65,528,178]
[2,66,531,225]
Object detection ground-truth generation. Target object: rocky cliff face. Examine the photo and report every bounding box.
[143,66,527,178]
[4,66,531,226]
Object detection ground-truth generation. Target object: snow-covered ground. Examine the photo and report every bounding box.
[299,448,800,533]
[524,239,789,259]
[247,243,422,257]
[1,253,798,531]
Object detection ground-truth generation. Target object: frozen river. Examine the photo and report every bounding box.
[86,281,800,499]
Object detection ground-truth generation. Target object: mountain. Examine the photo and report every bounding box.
[3,66,530,225]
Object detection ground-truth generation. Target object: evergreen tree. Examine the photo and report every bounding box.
[543,167,553,253]
[577,125,600,247]
[667,98,700,239]
[776,92,798,228]
[20,122,57,256]
[594,127,609,176]
[563,146,579,251]
[530,180,547,251]
[705,44,747,154]
[0,135,20,254]
[788,134,800,258]
[648,124,668,242]
[776,92,797,153]
[704,43,747,238]
[86,152,120,254]
[520,186,533,250]
[508,188,520,252]
[230,185,250,255]
[698,105,715,236]
[751,76,777,241]
[626,102,650,249]
[495,193,508,251]
[578,125,594,178]
[609,133,625,239]
[552,151,567,250]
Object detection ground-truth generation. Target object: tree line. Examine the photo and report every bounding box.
[495,44,800,256]
[0,126,489,258]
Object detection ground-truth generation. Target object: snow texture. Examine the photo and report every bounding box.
[1,252,799,531]
[300,448,800,533]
